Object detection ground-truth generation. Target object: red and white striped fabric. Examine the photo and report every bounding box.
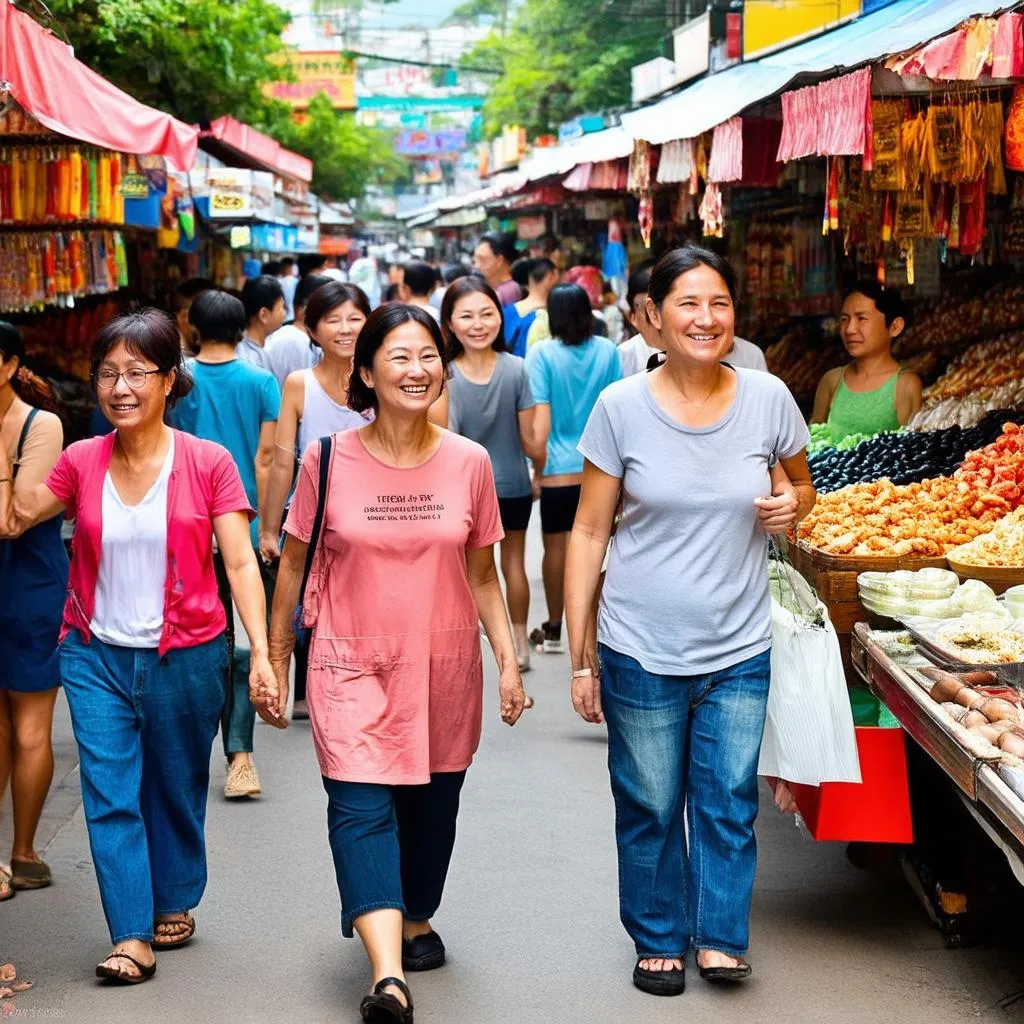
[708,117,743,183]
[777,68,871,162]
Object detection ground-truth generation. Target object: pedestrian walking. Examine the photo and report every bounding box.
[0,309,280,984]
[429,277,543,671]
[502,258,558,358]
[0,323,68,900]
[260,281,372,720]
[265,273,332,388]
[174,290,280,799]
[474,232,522,306]
[237,275,287,374]
[267,303,527,1024]
[525,283,621,654]
[564,246,815,995]
[618,261,663,376]
[399,261,441,321]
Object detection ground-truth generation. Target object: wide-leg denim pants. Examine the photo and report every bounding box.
[599,645,771,960]
[59,629,227,943]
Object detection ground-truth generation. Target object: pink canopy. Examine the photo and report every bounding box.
[201,117,313,184]
[0,2,198,170]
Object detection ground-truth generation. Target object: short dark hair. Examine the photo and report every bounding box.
[297,254,328,277]
[241,275,285,322]
[402,260,437,298]
[90,308,193,408]
[648,246,737,308]
[279,257,295,272]
[547,283,594,346]
[510,257,532,289]
[443,263,470,285]
[172,277,214,312]
[261,260,283,277]
[479,231,519,265]
[626,260,656,310]
[528,257,555,284]
[843,280,909,328]
[305,282,372,338]
[440,278,507,360]
[349,303,447,414]
[189,290,247,344]
[295,274,332,313]
[536,233,560,255]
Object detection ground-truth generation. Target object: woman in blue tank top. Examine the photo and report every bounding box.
[0,322,69,899]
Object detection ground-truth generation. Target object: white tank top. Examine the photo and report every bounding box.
[91,434,174,648]
[297,368,370,457]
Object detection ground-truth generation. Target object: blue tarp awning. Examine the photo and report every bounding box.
[620,0,1021,144]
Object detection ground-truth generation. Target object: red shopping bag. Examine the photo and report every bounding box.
[789,727,914,843]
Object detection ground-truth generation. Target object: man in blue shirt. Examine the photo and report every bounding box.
[174,290,281,801]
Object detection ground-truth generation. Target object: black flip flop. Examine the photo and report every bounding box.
[698,957,752,983]
[633,958,686,996]
[360,976,414,1023]
[95,952,157,985]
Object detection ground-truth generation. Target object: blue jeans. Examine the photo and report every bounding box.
[599,645,771,960]
[323,772,466,938]
[59,629,227,943]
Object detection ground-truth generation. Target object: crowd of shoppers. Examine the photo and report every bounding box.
[0,240,825,1022]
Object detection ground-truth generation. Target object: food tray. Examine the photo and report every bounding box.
[796,540,948,573]
[901,618,1024,686]
[947,559,1024,596]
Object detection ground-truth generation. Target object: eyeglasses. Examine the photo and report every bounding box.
[95,368,163,390]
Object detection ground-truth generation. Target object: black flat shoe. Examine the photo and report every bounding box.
[632,959,686,996]
[402,931,445,972]
[698,958,752,983]
[360,977,414,1023]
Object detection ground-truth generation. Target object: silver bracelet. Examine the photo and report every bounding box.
[572,667,593,678]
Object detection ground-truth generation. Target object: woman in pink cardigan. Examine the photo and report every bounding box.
[0,309,282,985]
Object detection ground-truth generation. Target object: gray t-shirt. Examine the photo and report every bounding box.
[448,352,535,499]
[578,367,810,675]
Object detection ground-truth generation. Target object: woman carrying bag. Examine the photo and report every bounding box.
[565,246,815,995]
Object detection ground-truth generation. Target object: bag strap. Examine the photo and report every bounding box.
[299,434,333,603]
[12,408,39,480]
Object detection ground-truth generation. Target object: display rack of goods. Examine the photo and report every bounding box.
[916,665,1024,763]
[0,147,126,226]
[904,615,1024,677]
[953,422,1024,508]
[798,476,1011,557]
[0,230,128,313]
[907,334,1024,431]
[18,298,123,380]
[809,411,1018,492]
[765,327,845,411]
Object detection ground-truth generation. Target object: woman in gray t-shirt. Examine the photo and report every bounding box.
[565,246,815,995]
[429,277,543,672]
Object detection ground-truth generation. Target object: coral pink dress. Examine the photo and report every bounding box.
[284,428,503,785]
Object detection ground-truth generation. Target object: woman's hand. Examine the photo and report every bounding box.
[498,663,528,726]
[571,661,604,725]
[258,530,281,565]
[754,489,799,535]
[250,651,288,729]
[764,776,799,814]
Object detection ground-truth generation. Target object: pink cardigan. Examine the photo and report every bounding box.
[46,430,252,655]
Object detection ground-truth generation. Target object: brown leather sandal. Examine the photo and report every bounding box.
[153,912,195,948]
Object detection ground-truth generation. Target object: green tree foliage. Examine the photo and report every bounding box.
[41,0,289,124]
[461,0,667,137]
[24,0,405,199]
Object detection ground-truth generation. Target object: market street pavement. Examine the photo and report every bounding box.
[5,525,1024,1023]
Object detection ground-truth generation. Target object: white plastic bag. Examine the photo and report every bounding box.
[758,550,862,786]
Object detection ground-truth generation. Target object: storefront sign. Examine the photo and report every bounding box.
[209,168,252,219]
[631,57,677,105]
[744,0,860,61]
[673,12,711,84]
[395,130,468,156]
[265,50,356,111]
[120,174,150,200]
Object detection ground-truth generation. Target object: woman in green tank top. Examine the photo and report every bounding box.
[811,282,923,443]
